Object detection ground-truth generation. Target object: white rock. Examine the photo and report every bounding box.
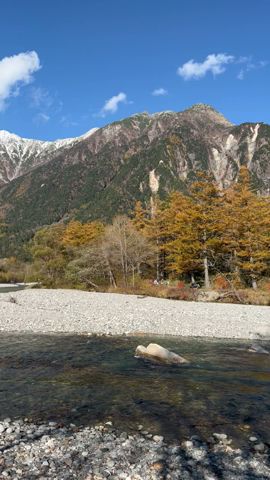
[135,343,189,364]
[182,440,193,449]
[213,433,227,441]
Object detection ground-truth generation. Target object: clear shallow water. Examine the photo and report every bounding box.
[0,286,26,293]
[0,334,269,445]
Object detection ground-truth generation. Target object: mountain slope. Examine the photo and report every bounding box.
[0,104,270,255]
[0,128,98,185]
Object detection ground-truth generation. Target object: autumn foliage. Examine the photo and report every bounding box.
[132,168,270,290]
[9,167,269,297]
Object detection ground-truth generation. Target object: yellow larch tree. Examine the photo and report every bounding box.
[62,220,104,247]
[221,168,270,288]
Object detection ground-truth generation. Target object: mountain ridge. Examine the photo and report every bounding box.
[0,104,269,255]
[0,127,99,184]
[0,104,233,186]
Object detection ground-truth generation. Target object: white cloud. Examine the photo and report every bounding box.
[34,112,50,124]
[0,51,41,111]
[30,87,53,108]
[177,53,268,81]
[237,59,268,80]
[60,115,78,127]
[177,53,234,80]
[100,92,127,116]
[152,87,168,96]
[237,69,244,80]
[237,56,251,64]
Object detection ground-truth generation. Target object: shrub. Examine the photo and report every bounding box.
[166,287,197,301]
[176,281,185,289]
[213,274,230,290]
[0,271,24,283]
[239,289,270,306]
[260,280,270,292]
[231,273,245,289]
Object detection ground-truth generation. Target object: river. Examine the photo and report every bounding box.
[0,333,269,446]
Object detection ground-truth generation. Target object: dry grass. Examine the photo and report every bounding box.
[107,280,198,301]
[238,289,270,306]
[106,280,270,306]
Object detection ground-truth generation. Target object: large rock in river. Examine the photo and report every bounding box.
[135,343,189,365]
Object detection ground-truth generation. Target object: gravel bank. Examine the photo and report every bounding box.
[0,418,269,480]
[0,289,269,339]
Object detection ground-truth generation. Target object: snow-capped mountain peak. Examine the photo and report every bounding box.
[0,130,22,142]
[0,128,99,184]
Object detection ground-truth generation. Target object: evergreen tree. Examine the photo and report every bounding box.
[29,224,68,286]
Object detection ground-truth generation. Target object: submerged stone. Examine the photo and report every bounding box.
[213,433,228,442]
[248,344,269,354]
[253,442,266,453]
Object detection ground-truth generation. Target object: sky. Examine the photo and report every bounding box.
[0,0,269,140]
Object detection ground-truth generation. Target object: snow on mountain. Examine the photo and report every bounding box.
[0,128,98,185]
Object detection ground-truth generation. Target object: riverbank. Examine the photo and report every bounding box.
[0,289,269,339]
[0,418,269,480]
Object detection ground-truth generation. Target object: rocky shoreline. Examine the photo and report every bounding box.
[0,289,269,339]
[0,418,269,479]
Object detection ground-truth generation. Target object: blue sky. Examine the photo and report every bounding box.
[0,0,269,140]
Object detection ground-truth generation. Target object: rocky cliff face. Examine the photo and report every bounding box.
[0,104,269,254]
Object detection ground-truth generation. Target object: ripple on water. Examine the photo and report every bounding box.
[0,334,269,445]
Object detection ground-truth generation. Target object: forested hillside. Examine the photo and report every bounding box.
[0,104,270,257]
[2,168,269,304]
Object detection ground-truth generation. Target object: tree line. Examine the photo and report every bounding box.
[2,167,269,291]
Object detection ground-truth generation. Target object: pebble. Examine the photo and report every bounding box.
[182,440,193,449]
[0,419,268,479]
[254,443,265,453]
[213,433,227,441]
[0,289,267,339]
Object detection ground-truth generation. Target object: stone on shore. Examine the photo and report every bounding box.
[0,418,269,479]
